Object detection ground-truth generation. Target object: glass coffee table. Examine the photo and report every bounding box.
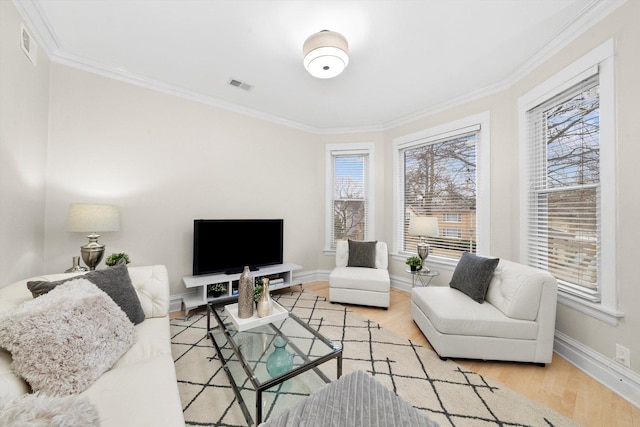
[208,302,343,426]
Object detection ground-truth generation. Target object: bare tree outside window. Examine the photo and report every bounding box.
[403,134,477,258]
[528,78,600,295]
[332,156,366,244]
[541,83,600,290]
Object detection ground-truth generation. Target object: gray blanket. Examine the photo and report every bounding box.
[259,370,438,427]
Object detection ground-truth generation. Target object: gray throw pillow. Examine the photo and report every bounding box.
[347,240,377,269]
[27,261,145,324]
[449,252,500,303]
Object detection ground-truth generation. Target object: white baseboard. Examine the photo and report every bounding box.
[297,269,329,284]
[169,293,186,313]
[554,331,640,408]
[391,274,412,292]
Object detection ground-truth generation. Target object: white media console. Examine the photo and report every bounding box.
[181,262,302,317]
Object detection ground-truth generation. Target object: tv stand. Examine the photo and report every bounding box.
[224,266,259,275]
[181,262,302,317]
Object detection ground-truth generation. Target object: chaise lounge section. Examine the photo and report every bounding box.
[411,257,558,365]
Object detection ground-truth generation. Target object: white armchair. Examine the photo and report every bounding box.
[329,240,391,308]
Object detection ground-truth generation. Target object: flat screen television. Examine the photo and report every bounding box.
[192,219,283,276]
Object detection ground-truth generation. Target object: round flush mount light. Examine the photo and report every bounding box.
[303,30,349,79]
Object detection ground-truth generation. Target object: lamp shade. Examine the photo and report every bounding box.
[303,30,349,79]
[408,216,439,237]
[66,204,120,233]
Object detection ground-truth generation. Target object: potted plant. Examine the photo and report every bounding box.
[253,285,263,303]
[105,252,130,267]
[406,256,422,272]
[208,282,228,298]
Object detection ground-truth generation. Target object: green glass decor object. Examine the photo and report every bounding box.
[266,338,293,377]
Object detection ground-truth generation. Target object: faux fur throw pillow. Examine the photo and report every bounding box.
[0,279,136,395]
[27,262,145,325]
[0,392,100,426]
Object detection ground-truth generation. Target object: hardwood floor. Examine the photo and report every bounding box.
[301,281,640,427]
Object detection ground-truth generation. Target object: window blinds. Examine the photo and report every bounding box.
[526,74,600,301]
[397,126,479,259]
[331,152,369,247]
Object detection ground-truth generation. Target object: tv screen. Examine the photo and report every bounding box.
[193,219,284,276]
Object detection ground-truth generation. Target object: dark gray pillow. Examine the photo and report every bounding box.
[27,262,145,324]
[347,240,378,269]
[449,252,499,303]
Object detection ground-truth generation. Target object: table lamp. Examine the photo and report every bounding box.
[408,215,439,272]
[67,203,120,270]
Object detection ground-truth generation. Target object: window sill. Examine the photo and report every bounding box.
[557,292,624,326]
[391,253,458,270]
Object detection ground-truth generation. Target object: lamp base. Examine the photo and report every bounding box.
[417,242,430,273]
[81,233,105,271]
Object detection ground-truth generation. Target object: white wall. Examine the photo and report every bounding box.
[384,1,640,373]
[0,1,50,286]
[3,0,639,380]
[44,65,323,297]
[539,0,640,376]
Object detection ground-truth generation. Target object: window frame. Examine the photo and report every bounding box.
[442,228,463,239]
[324,142,375,252]
[393,112,491,265]
[518,39,622,325]
[443,213,462,223]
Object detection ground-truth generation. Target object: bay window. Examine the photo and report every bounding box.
[394,113,490,262]
[519,40,621,324]
[325,143,374,250]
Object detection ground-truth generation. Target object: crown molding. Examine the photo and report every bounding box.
[12,0,58,58]
[13,0,626,135]
[503,0,626,87]
[383,0,627,131]
[52,50,325,134]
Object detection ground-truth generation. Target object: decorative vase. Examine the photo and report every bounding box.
[238,266,254,319]
[256,278,272,318]
[65,256,88,273]
[266,338,293,377]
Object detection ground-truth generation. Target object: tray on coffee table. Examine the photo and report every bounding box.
[224,301,289,332]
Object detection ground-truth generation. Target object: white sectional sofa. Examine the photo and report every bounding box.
[411,258,558,365]
[0,265,185,426]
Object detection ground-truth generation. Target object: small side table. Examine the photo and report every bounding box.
[406,269,439,287]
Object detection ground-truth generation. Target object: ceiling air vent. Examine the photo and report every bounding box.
[228,78,253,91]
[21,23,37,65]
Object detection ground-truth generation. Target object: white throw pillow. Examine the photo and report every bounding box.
[0,278,136,395]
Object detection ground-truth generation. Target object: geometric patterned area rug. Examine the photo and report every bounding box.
[171,289,578,427]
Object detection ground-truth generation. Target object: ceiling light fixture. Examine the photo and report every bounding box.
[303,30,349,79]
